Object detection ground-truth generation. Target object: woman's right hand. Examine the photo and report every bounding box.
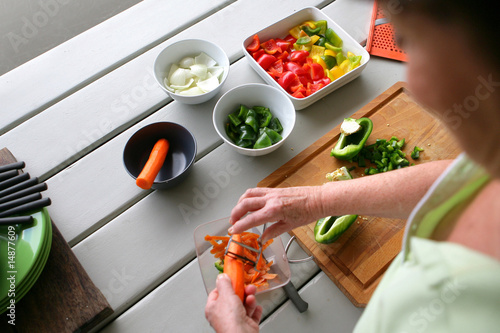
[229,186,324,243]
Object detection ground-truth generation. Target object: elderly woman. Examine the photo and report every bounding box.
[205,1,500,332]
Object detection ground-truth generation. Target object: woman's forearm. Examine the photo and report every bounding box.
[317,159,453,219]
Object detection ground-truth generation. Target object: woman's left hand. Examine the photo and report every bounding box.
[205,273,263,333]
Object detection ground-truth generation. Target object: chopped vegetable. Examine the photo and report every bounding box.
[411,146,425,159]
[136,139,169,190]
[225,105,283,149]
[223,233,245,301]
[358,136,411,174]
[164,52,223,95]
[315,167,357,244]
[331,118,373,160]
[246,20,362,98]
[205,232,277,291]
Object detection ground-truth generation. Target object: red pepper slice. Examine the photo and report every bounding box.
[285,62,307,76]
[283,34,297,44]
[290,50,309,64]
[292,90,306,98]
[310,62,325,81]
[314,77,331,86]
[257,54,277,70]
[267,59,284,78]
[276,50,290,62]
[278,71,297,90]
[247,34,261,53]
[252,49,265,60]
[275,38,291,52]
[261,39,281,55]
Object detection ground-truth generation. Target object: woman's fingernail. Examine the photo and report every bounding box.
[217,273,228,281]
[228,227,234,234]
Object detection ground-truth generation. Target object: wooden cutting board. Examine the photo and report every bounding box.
[258,82,461,307]
[0,148,113,332]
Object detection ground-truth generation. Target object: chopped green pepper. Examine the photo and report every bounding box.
[321,55,337,69]
[254,106,272,128]
[325,28,343,47]
[214,259,224,273]
[245,108,259,133]
[411,146,424,159]
[296,36,312,45]
[301,25,321,36]
[331,118,373,160]
[228,112,241,127]
[269,117,283,133]
[260,127,282,144]
[238,124,257,141]
[253,132,273,149]
[325,43,343,53]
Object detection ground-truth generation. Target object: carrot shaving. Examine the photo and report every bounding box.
[205,231,277,289]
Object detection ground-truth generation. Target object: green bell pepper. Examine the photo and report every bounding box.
[269,117,283,133]
[314,215,358,244]
[238,124,256,141]
[214,259,224,273]
[245,108,259,133]
[260,127,282,144]
[331,118,373,160]
[253,132,272,149]
[301,25,321,36]
[254,106,273,128]
[325,28,343,47]
[314,20,328,35]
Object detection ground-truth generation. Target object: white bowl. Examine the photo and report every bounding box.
[242,7,370,110]
[154,39,230,104]
[213,83,295,156]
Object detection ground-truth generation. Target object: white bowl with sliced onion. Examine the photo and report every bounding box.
[154,39,230,104]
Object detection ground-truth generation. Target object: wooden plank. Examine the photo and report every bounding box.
[0,0,232,135]
[0,148,112,332]
[257,82,462,306]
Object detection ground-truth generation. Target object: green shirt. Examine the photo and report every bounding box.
[354,154,500,333]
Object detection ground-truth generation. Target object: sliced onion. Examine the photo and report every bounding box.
[207,66,224,79]
[178,86,205,96]
[170,78,195,90]
[190,64,208,80]
[195,52,217,67]
[178,56,195,68]
[197,75,220,93]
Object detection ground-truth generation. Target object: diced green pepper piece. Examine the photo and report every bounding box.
[269,117,283,133]
[214,260,224,273]
[336,52,346,67]
[296,36,312,45]
[260,127,283,144]
[325,28,343,47]
[411,146,425,159]
[236,138,253,148]
[325,43,343,53]
[316,37,326,47]
[321,55,337,69]
[228,112,241,127]
[253,132,273,149]
[315,20,328,35]
[245,109,259,133]
[255,107,273,128]
[238,104,249,119]
[225,123,238,143]
[301,25,321,36]
[238,124,256,141]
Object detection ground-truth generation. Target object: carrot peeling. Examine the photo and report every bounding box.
[136,138,169,190]
[206,231,277,295]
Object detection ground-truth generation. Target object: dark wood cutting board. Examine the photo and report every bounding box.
[257,82,461,307]
[0,148,113,332]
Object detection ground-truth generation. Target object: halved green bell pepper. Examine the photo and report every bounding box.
[331,117,373,160]
[314,215,358,244]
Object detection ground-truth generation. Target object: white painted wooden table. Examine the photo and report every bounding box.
[0,0,405,331]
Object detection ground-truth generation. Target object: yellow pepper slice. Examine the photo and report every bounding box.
[289,26,302,39]
[313,56,328,70]
[324,49,337,57]
[329,66,344,81]
[339,59,350,73]
[309,45,325,58]
[301,21,317,29]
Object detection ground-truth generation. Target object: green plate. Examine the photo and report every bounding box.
[0,208,51,310]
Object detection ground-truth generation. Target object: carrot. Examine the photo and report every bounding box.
[223,234,245,302]
[206,231,277,292]
[136,139,170,190]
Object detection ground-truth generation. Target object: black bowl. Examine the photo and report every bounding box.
[123,122,197,190]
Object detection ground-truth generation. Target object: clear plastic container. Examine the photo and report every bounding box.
[193,216,291,295]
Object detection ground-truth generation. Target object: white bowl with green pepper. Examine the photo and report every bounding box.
[213,83,296,156]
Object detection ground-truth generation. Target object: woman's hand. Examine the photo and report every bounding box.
[205,273,262,333]
[229,186,324,243]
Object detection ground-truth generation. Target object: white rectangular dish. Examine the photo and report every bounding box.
[242,7,370,110]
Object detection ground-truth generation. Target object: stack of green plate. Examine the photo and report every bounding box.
[0,208,52,313]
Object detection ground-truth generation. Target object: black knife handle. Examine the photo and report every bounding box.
[0,182,48,204]
[0,192,42,213]
[0,177,39,198]
[0,216,34,226]
[0,172,30,191]
[0,161,25,173]
[0,197,51,218]
[0,170,19,182]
